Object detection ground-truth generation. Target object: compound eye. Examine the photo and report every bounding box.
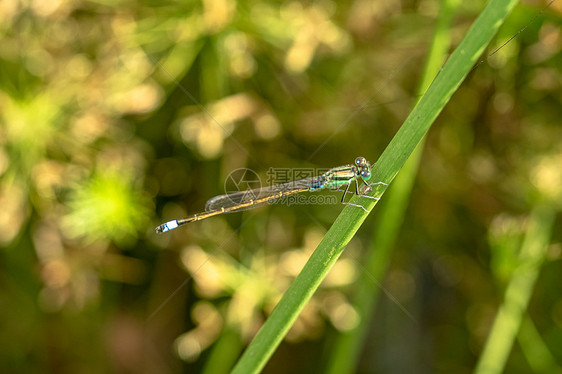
[360,168,371,179]
[355,157,366,167]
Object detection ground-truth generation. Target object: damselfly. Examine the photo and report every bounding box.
[156,157,385,233]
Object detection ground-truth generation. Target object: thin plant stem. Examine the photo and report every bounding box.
[474,206,555,374]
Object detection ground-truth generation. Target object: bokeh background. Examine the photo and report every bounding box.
[1,0,561,373]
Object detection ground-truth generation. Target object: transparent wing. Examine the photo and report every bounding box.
[205,176,323,212]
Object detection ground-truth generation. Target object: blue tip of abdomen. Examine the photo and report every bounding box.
[156,220,179,233]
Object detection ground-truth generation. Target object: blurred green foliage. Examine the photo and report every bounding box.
[0,0,561,373]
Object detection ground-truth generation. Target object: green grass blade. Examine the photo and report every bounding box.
[202,327,243,374]
[517,317,562,373]
[324,1,461,371]
[474,206,555,374]
[231,0,519,372]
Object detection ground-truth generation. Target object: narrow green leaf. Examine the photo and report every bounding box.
[232,0,519,372]
[324,0,461,371]
[474,206,555,374]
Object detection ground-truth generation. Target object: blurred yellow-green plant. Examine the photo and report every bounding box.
[0,0,561,373]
